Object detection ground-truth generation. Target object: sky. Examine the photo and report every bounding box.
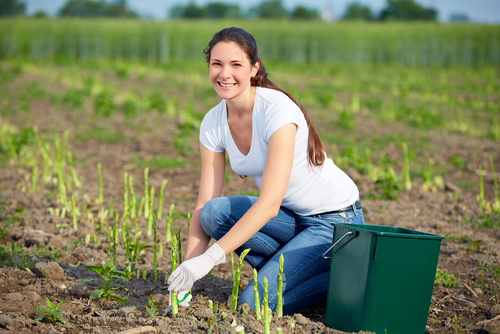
[24,0,500,24]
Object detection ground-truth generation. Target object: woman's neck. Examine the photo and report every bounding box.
[226,86,256,116]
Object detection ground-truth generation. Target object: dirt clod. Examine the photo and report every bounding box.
[34,262,64,280]
[25,291,42,303]
[193,307,214,320]
[491,304,500,318]
[4,292,23,302]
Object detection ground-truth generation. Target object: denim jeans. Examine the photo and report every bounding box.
[200,196,365,315]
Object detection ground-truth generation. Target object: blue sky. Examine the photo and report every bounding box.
[24,0,500,23]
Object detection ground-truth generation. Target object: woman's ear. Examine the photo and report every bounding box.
[252,61,260,77]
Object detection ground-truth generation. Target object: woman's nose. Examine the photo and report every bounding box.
[219,66,230,79]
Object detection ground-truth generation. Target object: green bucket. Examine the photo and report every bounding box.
[324,223,444,334]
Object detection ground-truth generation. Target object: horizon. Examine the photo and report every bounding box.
[22,0,500,24]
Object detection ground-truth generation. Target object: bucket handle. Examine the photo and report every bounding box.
[322,231,355,259]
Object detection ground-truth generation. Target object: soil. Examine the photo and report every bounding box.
[0,63,499,334]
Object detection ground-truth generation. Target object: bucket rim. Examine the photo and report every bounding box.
[332,223,444,240]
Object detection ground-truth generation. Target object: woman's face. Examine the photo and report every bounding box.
[208,41,259,102]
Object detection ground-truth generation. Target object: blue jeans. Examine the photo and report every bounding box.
[200,196,365,315]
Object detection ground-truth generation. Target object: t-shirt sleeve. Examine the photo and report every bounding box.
[199,108,225,153]
[264,97,303,140]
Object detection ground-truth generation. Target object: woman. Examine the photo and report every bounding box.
[168,27,364,315]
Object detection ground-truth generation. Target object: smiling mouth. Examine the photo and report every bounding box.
[219,82,236,87]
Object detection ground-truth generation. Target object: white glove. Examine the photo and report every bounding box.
[168,243,226,293]
[169,290,192,308]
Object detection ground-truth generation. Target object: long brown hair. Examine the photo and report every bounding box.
[204,27,325,167]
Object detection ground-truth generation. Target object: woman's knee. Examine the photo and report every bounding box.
[199,197,229,238]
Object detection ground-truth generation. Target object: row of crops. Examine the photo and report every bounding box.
[1,19,499,67]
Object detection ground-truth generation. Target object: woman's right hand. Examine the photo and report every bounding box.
[169,290,192,308]
[168,243,226,293]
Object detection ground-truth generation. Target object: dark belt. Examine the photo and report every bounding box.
[317,200,362,215]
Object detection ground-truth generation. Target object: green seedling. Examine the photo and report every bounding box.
[130,236,150,273]
[113,217,118,266]
[97,162,103,204]
[170,234,178,315]
[434,270,457,287]
[153,212,158,281]
[253,269,261,321]
[420,158,444,192]
[0,243,34,269]
[401,142,412,191]
[276,253,284,317]
[478,261,500,279]
[373,167,403,200]
[263,277,270,334]
[79,263,130,304]
[165,203,175,243]
[230,252,235,283]
[34,298,66,325]
[146,294,158,316]
[465,239,483,254]
[176,227,182,265]
[0,202,15,239]
[32,245,63,262]
[67,150,81,192]
[123,217,131,279]
[144,167,149,220]
[93,89,115,117]
[147,187,154,236]
[157,179,168,220]
[128,174,137,230]
[230,248,250,313]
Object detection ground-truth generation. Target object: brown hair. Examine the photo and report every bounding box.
[204,27,325,167]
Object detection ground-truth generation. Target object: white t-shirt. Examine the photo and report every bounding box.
[199,86,359,216]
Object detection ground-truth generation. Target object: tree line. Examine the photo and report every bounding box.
[1,0,438,21]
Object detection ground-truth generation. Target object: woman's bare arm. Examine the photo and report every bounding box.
[216,123,297,255]
[184,143,226,261]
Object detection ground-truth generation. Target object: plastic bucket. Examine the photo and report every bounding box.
[324,223,444,334]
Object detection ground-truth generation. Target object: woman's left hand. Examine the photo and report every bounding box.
[168,243,226,293]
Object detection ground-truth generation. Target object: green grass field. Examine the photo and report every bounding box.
[1,19,499,67]
[0,19,499,334]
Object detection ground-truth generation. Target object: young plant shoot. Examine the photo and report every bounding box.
[165,203,174,243]
[263,277,270,334]
[170,234,178,315]
[147,187,154,236]
[253,269,261,321]
[277,253,284,317]
[97,162,103,204]
[128,175,137,230]
[153,212,158,281]
[230,248,250,313]
[143,167,149,219]
[157,179,168,220]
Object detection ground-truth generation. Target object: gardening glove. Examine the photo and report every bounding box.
[169,290,192,308]
[168,243,225,293]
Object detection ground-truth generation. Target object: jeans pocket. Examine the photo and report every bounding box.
[324,213,352,225]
